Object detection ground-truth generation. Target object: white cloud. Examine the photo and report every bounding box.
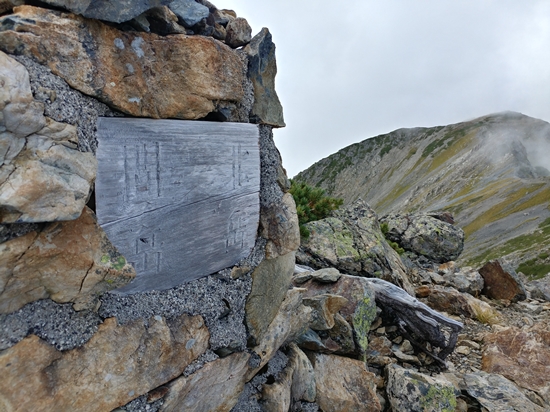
[215,0,550,176]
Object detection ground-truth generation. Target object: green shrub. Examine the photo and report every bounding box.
[289,180,343,239]
[380,221,404,254]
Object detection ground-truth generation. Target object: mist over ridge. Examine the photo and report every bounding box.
[295,111,550,271]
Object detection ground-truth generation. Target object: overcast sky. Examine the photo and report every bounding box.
[215,0,550,177]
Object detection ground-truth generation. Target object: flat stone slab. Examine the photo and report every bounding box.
[95,118,260,293]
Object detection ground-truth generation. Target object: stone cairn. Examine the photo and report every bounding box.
[1,2,549,412]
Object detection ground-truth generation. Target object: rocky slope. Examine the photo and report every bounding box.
[295,112,550,276]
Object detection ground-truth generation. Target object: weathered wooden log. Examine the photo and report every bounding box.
[95,118,260,294]
[366,278,463,364]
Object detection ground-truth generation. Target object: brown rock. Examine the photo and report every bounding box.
[0,314,209,412]
[419,285,476,318]
[261,192,300,259]
[161,352,249,412]
[0,207,135,314]
[247,288,313,379]
[482,323,550,404]
[245,251,296,345]
[225,17,252,48]
[0,6,245,120]
[308,352,381,411]
[478,259,526,302]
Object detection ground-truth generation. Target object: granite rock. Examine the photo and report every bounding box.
[260,192,300,259]
[464,371,546,412]
[0,314,209,412]
[386,364,459,412]
[302,294,348,331]
[296,273,377,356]
[0,6,245,120]
[244,28,285,128]
[381,213,464,263]
[261,343,316,411]
[443,266,484,295]
[310,267,341,283]
[0,207,135,314]
[0,51,96,223]
[225,17,252,48]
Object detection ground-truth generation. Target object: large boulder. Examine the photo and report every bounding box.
[0,50,96,223]
[482,323,550,405]
[297,200,414,295]
[0,207,135,314]
[381,213,464,262]
[0,314,209,412]
[0,6,246,121]
[478,259,527,302]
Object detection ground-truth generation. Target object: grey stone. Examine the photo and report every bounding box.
[311,268,341,283]
[168,0,209,28]
[464,371,546,412]
[381,213,464,263]
[386,364,459,412]
[528,274,550,301]
[41,0,174,24]
[245,252,295,346]
[261,343,316,411]
[443,266,484,295]
[245,28,285,128]
[225,17,252,48]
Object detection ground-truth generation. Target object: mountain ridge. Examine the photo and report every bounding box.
[295,111,550,275]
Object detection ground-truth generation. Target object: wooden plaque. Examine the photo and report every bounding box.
[95,118,260,294]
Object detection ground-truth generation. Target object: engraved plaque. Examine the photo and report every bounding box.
[95,118,260,294]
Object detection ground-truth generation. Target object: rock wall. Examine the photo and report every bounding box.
[0,2,297,411]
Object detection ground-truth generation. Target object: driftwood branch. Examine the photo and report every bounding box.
[367,278,463,365]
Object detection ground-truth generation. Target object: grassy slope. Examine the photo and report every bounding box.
[295,113,550,278]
